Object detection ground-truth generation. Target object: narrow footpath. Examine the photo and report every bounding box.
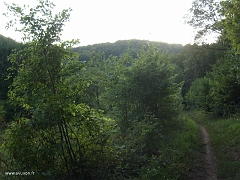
[190,125,218,180]
[199,126,218,180]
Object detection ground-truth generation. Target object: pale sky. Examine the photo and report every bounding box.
[0,0,197,46]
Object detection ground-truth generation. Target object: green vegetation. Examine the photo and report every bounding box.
[186,53,240,117]
[0,1,200,179]
[0,35,24,121]
[0,35,23,100]
[1,0,240,179]
[139,115,201,180]
[184,0,240,179]
[187,110,240,179]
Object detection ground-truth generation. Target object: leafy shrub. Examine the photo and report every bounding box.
[186,53,240,117]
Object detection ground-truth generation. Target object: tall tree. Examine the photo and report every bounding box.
[109,45,181,132]
[184,0,222,42]
[219,0,240,54]
[2,0,110,179]
[186,0,240,52]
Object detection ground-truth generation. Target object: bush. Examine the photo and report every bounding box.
[186,53,240,117]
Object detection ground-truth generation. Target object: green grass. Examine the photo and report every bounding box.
[187,110,240,180]
[140,114,202,180]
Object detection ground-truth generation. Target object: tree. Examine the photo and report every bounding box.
[186,53,240,116]
[186,0,240,53]
[109,45,181,133]
[219,0,240,54]
[185,0,240,115]
[77,51,112,111]
[184,0,222,42]
[180,43,226,98]
[2,0,111,179]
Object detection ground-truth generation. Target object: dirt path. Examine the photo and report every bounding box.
[190,125,218,180]
[199,125,218,180]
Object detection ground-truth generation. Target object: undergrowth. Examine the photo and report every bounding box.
[0,113,201,180]
[139,114,201,180]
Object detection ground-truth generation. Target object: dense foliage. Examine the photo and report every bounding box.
[186,53,240,116]
[0,35,21,99]
[0,1,193,179]
[1,0,240,179]
[180,42,227,98]
[185,0,240,117]
[0,35,23,121]
[185,1,240,177]
[1,1,112,179]
[73,44,184,179]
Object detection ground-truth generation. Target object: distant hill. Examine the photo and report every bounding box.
[72,39,183,62]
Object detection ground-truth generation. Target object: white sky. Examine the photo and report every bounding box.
[0,0,196,46]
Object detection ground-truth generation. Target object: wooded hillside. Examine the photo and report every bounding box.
[72,39,183,62]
